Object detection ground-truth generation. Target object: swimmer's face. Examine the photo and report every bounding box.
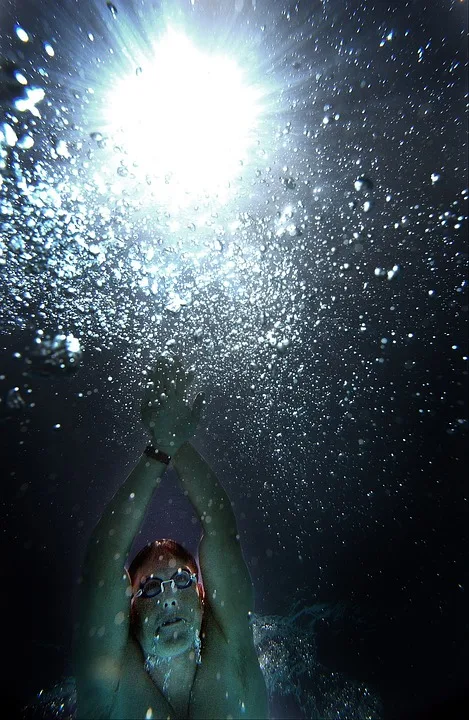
[131,554,203,661]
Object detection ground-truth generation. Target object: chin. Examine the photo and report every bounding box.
[152,624,194,659]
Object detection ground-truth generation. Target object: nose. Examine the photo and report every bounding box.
[163,598,178,609]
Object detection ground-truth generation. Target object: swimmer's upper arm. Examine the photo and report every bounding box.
[74,548,132,718]
[198,527,255,650]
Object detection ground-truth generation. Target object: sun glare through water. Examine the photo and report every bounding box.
[104,28,263,205]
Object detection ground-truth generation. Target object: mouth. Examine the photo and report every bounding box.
[157,617,185,632]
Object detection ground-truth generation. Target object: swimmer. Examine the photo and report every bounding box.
[73,354,268,719]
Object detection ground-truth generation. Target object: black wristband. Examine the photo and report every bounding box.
[144,444,171,465]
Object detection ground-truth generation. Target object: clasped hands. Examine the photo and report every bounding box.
[141,354,205,456]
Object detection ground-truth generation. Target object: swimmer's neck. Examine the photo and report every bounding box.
[146,647,198,716]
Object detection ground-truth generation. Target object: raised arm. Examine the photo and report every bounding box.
[74,457,169,716]
[74,355,204,718]
[172,441,255,646]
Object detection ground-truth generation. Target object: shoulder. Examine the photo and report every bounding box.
[192,608,268,720]
[111,636,175,720]
[201,602,258,668]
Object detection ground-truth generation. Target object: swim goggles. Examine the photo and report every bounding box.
[134,568,197,599]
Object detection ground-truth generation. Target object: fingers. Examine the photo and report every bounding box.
[149,354,177,383]
[172,360,193,397]
[145,356,177,397]
[148,354,194,399]
[191,391,206,421]
[150,353,182,381]
[176,367,195,398]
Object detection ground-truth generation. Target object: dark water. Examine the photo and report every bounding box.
[1,1,468,718]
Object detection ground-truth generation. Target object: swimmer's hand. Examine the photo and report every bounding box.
[141,354,205,456]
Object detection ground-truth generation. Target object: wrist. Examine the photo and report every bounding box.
[152,435,186,454]
[144,443,172,465]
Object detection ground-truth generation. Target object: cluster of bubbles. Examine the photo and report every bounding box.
[0,0,466,535]
[252,607,382,719]
[1,0,466,507]
[25,331,83,376]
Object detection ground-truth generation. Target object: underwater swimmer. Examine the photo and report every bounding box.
[74,354,268,719]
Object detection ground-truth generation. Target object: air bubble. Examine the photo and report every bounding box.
[1,123,18,147]
[15,25,30,43]
[6,387,26,409]
[13,70,28,85]
[17,135,34,150]
[107,2,118,20]
[354,176,373,192]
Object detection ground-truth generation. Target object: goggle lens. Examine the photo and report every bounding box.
[142,578,162,598]
[138,569,195,598]
[173,570,192,588]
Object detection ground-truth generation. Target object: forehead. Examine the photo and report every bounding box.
[136,553,189,580]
